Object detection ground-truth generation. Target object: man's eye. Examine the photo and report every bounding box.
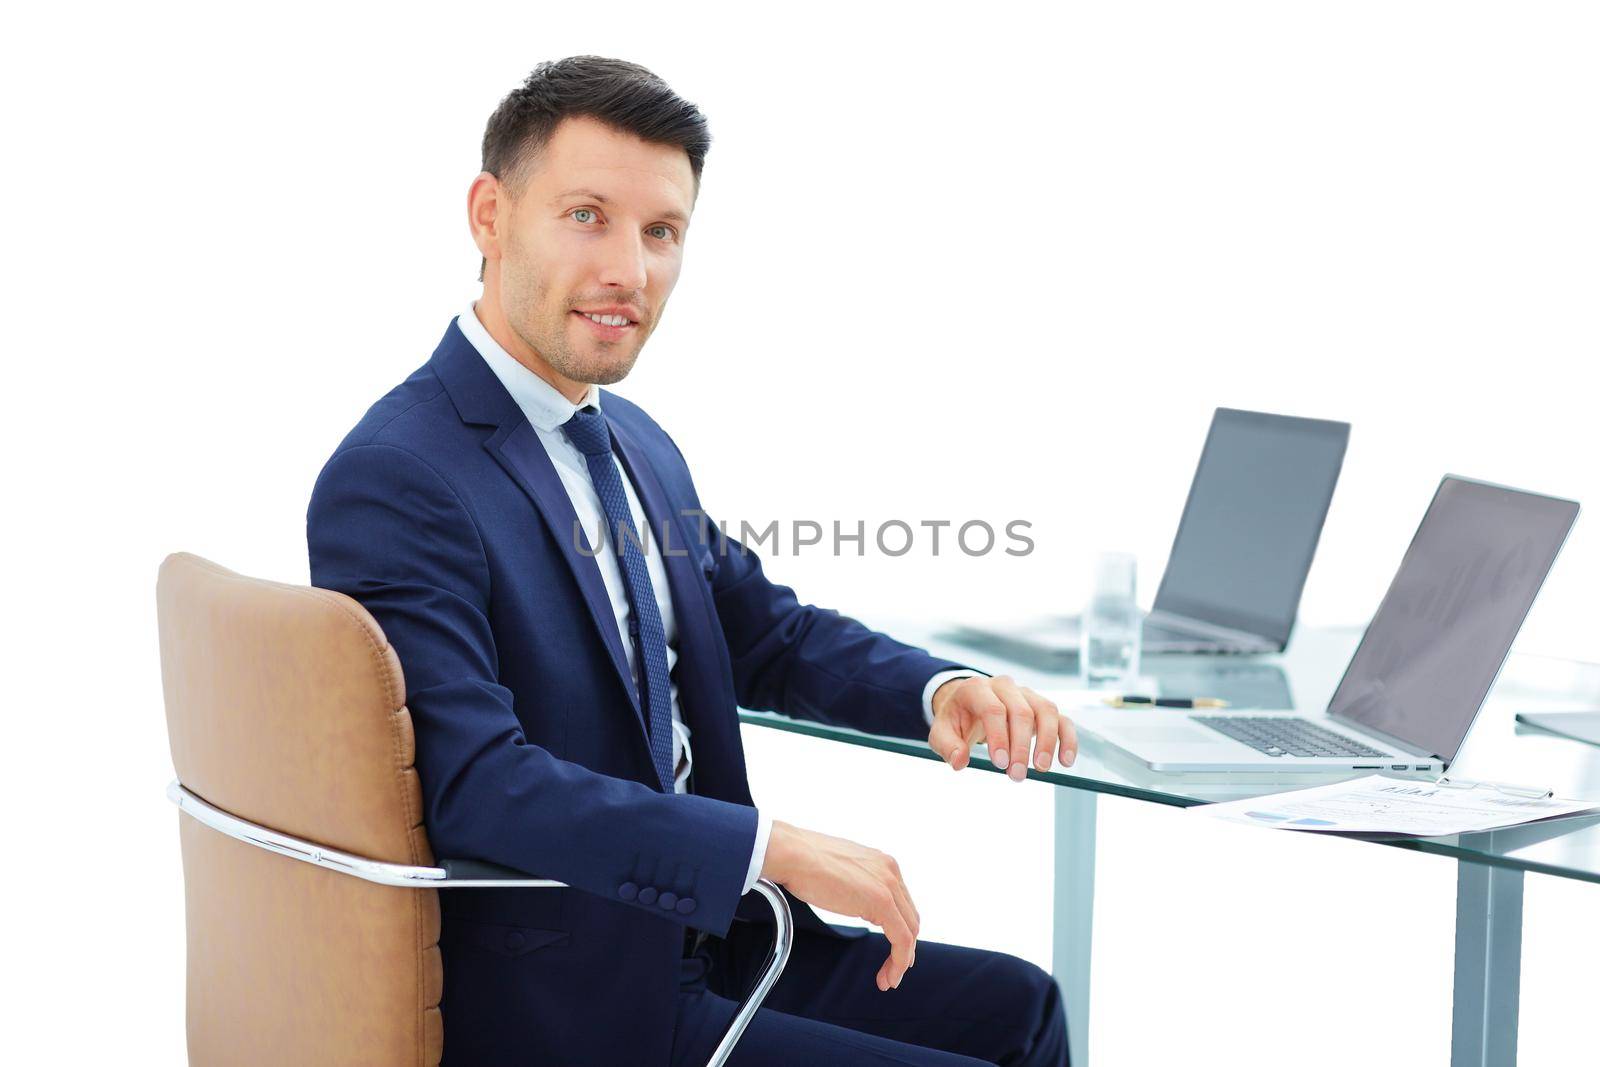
[571,208,598,224]
[648,225,674,241]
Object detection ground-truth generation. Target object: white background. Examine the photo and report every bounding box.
[6,2,1598,1063]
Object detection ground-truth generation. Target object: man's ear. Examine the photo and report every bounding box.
[467,171,502,265]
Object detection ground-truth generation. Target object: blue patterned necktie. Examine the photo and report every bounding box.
[562,406,676,792]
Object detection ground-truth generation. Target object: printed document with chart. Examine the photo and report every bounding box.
[1193,775,1600,836]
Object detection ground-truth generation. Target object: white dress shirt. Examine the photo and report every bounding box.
[459,302,975,894]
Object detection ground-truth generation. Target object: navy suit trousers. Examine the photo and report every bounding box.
[670,918,1070,1066]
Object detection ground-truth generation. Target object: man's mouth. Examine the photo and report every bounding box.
[571,308,640,339]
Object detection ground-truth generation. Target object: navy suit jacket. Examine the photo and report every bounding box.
[306,318,969,1064]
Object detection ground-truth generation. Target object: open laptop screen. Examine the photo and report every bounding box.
[1328,477,1579,764]
[1151,409,1350,646]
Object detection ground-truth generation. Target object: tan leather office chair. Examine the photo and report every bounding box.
[157,551,790,1066]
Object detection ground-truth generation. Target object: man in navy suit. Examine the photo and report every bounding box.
[307,56,1074,1066]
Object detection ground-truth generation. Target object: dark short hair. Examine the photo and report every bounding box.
[476,56,711,281]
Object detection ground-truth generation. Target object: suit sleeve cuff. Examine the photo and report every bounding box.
[742,809,773,894]
[921,668,988,727]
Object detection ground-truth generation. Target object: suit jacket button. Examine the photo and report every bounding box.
[617,881,639,901]
[638,886,659,905]
[658,892,678,910]
[505,931,526,952]
[675,897,696,915]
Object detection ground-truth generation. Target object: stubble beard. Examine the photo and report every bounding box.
[501,251,649,388]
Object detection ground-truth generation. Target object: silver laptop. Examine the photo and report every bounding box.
[1074,477,1579,773]
[950,408,1350,666]
[1138,407,1349,652]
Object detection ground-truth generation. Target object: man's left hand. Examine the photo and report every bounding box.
[928,675,1077,781]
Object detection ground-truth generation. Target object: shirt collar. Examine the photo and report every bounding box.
[457,301,599,432]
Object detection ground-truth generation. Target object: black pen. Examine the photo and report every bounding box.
[1103,695,1230,709]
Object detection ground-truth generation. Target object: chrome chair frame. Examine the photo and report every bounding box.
[168,781,793,1067]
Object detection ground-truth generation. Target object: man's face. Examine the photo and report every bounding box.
[483,115,695,391]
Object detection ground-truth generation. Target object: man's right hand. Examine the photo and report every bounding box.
[760,820,919,991]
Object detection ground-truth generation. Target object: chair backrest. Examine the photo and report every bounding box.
[157,552,443,1066]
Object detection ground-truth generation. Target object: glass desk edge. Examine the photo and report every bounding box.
[736,709,1600,887]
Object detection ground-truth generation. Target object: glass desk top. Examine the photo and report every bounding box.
[737,623,1600,885]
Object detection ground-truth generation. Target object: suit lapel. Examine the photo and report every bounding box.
[428,319,645,738]
[488,421,645,730]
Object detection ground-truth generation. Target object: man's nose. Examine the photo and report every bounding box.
[596,227,648,291]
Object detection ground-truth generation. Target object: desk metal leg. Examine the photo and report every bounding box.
[1451,857,1525,1067]
[1052,788,1097,1067]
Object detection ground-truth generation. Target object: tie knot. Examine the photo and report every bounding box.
[562,406,612,457]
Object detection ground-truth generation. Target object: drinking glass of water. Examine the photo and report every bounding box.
[1082,552,1141,686]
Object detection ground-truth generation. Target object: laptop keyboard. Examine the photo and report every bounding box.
[1192,716,1391,759]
